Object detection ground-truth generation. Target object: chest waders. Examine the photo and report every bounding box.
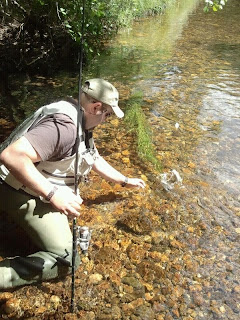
[0,0,89,309]
[0,101,95,290]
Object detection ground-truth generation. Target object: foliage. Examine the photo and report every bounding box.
[124,92,161,171]
[0,0,172,61]
[52,0,172,55]
[204,0,227,12]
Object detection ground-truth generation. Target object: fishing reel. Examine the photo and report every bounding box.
[76,226,92,254]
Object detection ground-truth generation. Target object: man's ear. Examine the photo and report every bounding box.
[92,102,102,114]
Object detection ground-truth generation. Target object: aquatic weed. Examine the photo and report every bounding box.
[124,91,162,172]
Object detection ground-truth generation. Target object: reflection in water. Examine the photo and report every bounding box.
[91,0,240,196]
[193,13,240,194]
[90,0,200,81]
[199,72,240,193]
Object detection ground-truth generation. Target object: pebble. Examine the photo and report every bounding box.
[111,305,121,319]
[233,285,240,293]
[0,292,13,303]
[50,295,61,309]
[89,273,103,284]
[220,305,226,313]
[4,297,20,314]
[193,293,205,306]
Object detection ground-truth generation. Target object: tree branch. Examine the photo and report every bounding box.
[11,0,27,15]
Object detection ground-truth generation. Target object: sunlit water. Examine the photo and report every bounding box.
[88,2,240,318]
[87,0,240,196]
[198,63,240,194]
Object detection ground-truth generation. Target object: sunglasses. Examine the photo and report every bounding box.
[101,108,113,118]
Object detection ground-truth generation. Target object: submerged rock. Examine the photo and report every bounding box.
[134,304,155,320]
[0,292,14,303]
[116,209,154,235]
[89,273,103,284]
[3,297,20,315]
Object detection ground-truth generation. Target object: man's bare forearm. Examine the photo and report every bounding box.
[0,137,82,216]
[0,137,53,198]
[92,156,126,184]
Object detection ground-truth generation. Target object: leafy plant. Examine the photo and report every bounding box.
[124,92,161,171]
[0,0,173,71]
[204,0,227,12]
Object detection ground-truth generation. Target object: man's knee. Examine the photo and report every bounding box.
[54,247,81,270]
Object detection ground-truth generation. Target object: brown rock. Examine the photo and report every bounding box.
[172,307,180,317]
[233,285,240,293]
[165,313,174,320]
[35,306,47,314]
[50,295,61,309]
[116,209,153,235]
[0,292,14,303]
[111,305,121,319]
[83,311,96,320]
[127,244,146,264]
[153,302,166,313]
[4,297,20,314]
[193,293,205,306]
[64,313,79,320]
[134,304,155,320]
[89,273,103,284]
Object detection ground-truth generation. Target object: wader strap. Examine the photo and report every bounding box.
[85,130,93,150]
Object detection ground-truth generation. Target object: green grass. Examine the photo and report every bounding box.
[116,0,174,28]
[124,92,161,172]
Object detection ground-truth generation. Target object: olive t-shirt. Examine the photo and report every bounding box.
[24,114,77,161]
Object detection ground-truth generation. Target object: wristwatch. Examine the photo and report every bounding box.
[45,186,58,201]
[121,177,129,187]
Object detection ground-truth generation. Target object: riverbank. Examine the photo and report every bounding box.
[0,0,174,103]
[0,0,175,133]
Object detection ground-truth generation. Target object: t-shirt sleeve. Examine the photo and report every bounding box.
[24,114,77,161]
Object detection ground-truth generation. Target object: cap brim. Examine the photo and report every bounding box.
[112,105,124,118]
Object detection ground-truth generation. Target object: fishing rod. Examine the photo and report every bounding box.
[71,0,86,313]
